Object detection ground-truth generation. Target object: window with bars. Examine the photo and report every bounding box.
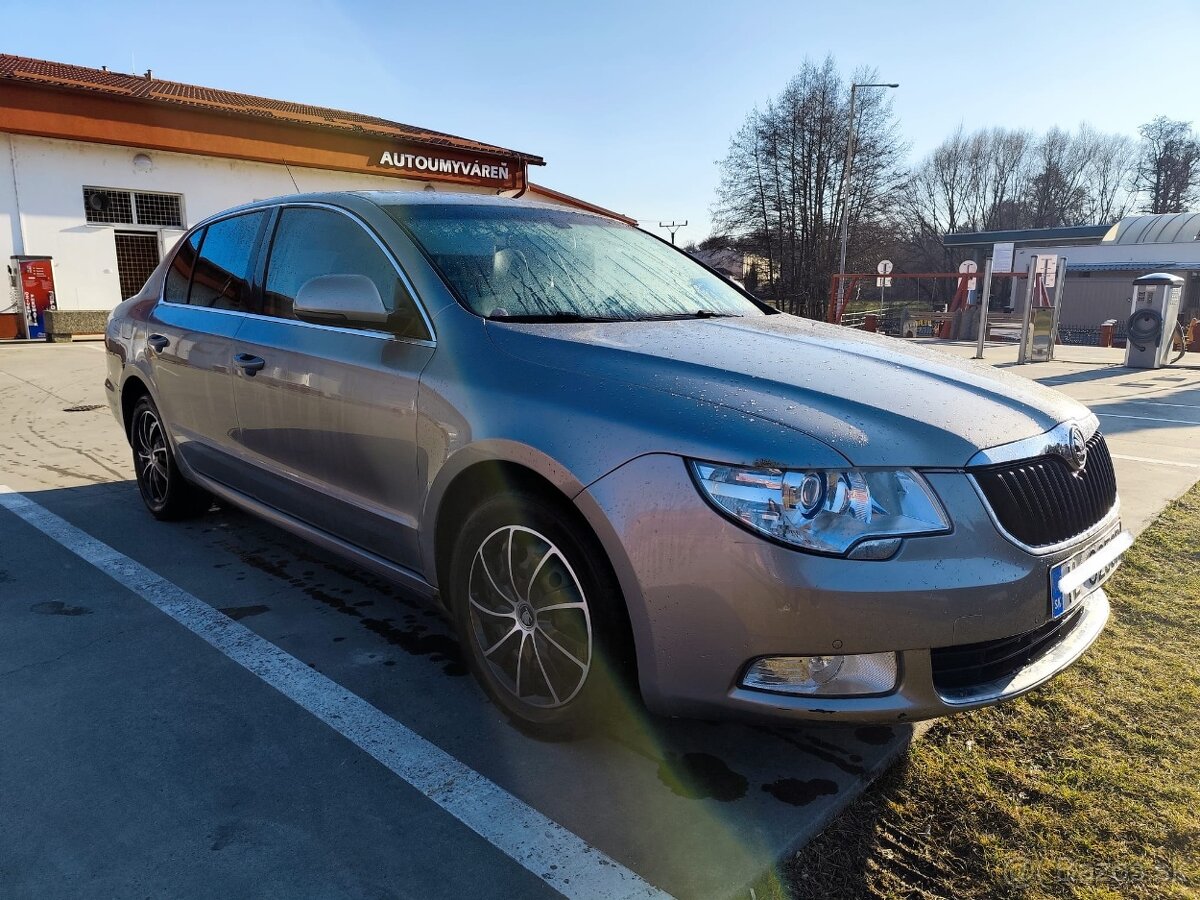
[114,231,161,299]
[83,187,184,228]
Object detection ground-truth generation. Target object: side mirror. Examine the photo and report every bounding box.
[294,274,389,329]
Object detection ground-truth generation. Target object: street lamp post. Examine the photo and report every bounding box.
[835,81,898,320]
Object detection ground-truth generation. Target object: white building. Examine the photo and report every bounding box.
[0,54,631,339]
[1013,213,1200,330]
[945,216,1200,338]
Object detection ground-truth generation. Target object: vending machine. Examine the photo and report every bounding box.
[11,256,57,340]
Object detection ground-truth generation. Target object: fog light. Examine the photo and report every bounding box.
[741,652,898,697]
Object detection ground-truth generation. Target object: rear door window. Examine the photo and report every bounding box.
[187,211,266,312]
[163,229,203,304]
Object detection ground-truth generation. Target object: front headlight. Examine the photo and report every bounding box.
[688,461,950,557]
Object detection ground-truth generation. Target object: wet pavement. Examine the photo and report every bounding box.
[5,338,1196,898]
[0,342,908,899]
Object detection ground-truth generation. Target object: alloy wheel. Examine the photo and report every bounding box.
[133,407,170,506]
[467,525,593,709]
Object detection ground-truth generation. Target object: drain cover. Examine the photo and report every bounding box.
[62,404,105,413]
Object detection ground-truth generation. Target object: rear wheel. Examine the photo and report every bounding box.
[448,490,635,737]
[129,395,210,520]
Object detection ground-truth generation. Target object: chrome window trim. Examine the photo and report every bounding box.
[964,414,1099,468]
[157,201,436,346]
[154,303,435,348]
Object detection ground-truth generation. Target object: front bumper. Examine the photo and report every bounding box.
[577,453,1116,724]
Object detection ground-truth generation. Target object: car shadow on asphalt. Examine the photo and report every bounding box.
[8,479,914,898]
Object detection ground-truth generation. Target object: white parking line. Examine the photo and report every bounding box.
[1111,454,1200,469]
[1096,412,1200,426]
[0,486,667,900]
[1124,400,1200,411]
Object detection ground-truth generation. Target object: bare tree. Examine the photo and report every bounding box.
[1028,126,1092,227]
[1135,116,1200,214]
[712,57,907,317]
[1079,126,1136,222]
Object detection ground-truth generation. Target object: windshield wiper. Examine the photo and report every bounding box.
[487,312,627,323]
[631,310,744,321]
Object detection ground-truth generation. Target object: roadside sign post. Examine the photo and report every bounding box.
[973,257,994,359]
[959,259,979,304]
[876,259,893,309]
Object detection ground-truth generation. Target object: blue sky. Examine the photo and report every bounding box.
[9,0,1200,240]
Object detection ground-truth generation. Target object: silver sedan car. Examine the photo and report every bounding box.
[105,191,1129,736]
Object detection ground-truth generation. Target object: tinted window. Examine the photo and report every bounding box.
[264,207,428,338]
[163,229,202,304]
[187,212,265,311]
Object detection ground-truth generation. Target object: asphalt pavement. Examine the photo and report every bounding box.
[0,342,908,900]
[3,339,1198,899]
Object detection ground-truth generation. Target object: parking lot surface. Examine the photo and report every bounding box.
[0,342,908,899]
[3,340,1198,899]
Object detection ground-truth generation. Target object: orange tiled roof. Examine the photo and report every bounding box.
[0,54,544,164]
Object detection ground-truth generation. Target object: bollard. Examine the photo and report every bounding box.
[862,314,878,333]
[1099,320,1115,348]
[1188,319,1200,352]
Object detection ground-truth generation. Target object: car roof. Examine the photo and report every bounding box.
[201,189,621,224]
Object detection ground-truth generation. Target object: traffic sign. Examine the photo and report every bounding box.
[959,259,978,291]
[877,259,894,275]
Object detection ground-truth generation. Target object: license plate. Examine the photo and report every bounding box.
[1050,525,1131,618]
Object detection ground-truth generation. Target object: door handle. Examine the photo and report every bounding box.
[146,333,169,353]
[233,353,266,376]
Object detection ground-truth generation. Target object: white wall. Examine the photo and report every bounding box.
[2,134,499,311]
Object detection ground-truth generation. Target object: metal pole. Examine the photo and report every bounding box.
[835,82,858,318]
[658,221,687,245]
[974,257,993,359]
[834,82,898,319]
[1017,256,1038,364]
[1048,256,1067,360]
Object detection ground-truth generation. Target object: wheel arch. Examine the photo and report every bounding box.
[119,373,153,440]
[429,454,644,702]
[428,455,584,596]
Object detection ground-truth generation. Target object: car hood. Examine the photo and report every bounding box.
[486,313,1090,468]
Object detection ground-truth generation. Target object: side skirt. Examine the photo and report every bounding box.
[189,470,441,604]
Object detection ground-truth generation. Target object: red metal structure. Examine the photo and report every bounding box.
[827,271,984,324]
[826,270,1032,325]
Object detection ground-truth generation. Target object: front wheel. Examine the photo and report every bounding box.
[129,396,210,520]
[447,491,635,738]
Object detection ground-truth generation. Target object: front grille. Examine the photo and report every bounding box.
[971,432,1116,548]
[931,608,1084,692]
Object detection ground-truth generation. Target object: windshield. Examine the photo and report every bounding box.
[386,204,764,321]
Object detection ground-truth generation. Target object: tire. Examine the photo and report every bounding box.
[447,489,636,738]
[129,395,211,521]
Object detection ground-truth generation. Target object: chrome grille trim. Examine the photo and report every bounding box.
[968,431,1119,555]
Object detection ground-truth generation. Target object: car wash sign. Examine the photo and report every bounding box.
[374,149,513,186]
